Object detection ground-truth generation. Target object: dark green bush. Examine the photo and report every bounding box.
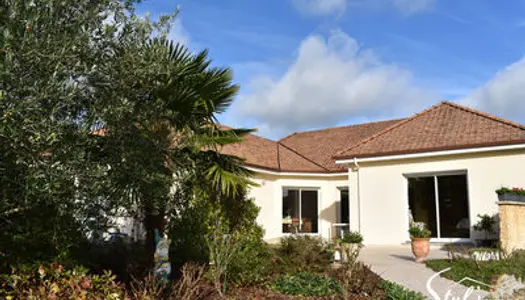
[0,202,89,273]
[379,280,425,300]
[227,226,274,285]
[79,239,149,283]
[274,235,333,274]
[271,272,343,297]
[340,230,363,244]
[169,188,272,285]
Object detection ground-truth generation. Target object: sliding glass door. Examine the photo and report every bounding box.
[282,188,319,234]
[408,174,470,239]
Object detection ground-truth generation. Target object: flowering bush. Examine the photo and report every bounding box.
[496,187,525,196]
[409,222,431,238]
[0,264,126,299]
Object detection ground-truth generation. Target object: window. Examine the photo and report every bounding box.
[408,173,470,238]
[339,189,349,224]
[282,188,319,233]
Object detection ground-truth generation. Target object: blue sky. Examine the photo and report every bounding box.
[137,0,525,139]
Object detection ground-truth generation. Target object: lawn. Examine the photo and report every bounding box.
[425,251,525,290]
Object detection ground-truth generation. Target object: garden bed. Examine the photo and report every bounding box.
[1,236,427,299]
[425,250,525,290]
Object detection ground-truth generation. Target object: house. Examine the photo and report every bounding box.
[221,102,525,245]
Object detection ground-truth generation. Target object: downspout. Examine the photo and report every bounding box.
[353,157,362,233]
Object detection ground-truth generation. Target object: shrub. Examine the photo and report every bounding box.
[271,272,343,297]
[129,273,167,300]
[275,235,333,274]
[80,239,149,283]
[227,226,274,285]
[340,230,363,244]
[0,263,126,299]
[379,280,425,300]
[496,187,525,196]
[169,263,212,300]
[409,221,431,238]
[473,214,496,242]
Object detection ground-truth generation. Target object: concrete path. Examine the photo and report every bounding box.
[359,245,489,299]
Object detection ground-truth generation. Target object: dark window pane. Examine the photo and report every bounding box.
[438,175,470,238]
[408,177,437,238]
[301,190,318,233]
[282,189,299,233]
[340,190,349,224]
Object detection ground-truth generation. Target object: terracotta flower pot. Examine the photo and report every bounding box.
[411,237,430,263]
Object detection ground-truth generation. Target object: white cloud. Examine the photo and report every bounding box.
[392,0,435,16]
[461,57,525,122]
[292,0,347,16]
[234,30,437,135]
[292,0,434,17]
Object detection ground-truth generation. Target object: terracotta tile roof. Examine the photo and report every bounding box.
[279,119,404,171]
[277,143,328,172]
[220,133,328,173]
[220,133,280,171]
[221,102,525,172]
[335,101,525,159]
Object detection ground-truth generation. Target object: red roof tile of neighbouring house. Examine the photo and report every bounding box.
[221,102,525,173]
[335,102,525,159]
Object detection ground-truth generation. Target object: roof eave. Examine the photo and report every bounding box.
[335,141,525,164]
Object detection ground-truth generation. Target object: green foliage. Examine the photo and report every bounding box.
[425,252,525,290]
[227,226,273,286]
[79,239,150,283]
[379,280,426,300]
[0,203,88,272]
[274,236,333,274]
[409,221,432,238]
[1,0,255,273]
[340,230,363,244]
[496,187,525,196]
[270,272,343,297]
[0,264,126,299]
[473,214,497,238]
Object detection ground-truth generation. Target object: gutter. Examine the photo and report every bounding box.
[352,158,362,233]
[246,166,347,178]
[335,143,525,165]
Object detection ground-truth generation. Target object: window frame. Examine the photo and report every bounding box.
[405,170,471,241]
[281,187,320,235]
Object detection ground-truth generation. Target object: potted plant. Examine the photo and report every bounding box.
[496,187,525,202]
[408,221,431,263]
[473,214,497,247]
[338,230,363,262]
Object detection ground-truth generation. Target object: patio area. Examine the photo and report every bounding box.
[359,245,488,299]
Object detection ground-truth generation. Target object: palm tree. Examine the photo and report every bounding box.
[91,37,255,262]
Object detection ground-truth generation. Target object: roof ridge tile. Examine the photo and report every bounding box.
[278,142,331,171]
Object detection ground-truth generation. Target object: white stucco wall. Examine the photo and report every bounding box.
[349,149,525,245]
[247,173,348,242]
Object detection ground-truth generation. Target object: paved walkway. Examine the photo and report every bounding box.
[359,245,489,299]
